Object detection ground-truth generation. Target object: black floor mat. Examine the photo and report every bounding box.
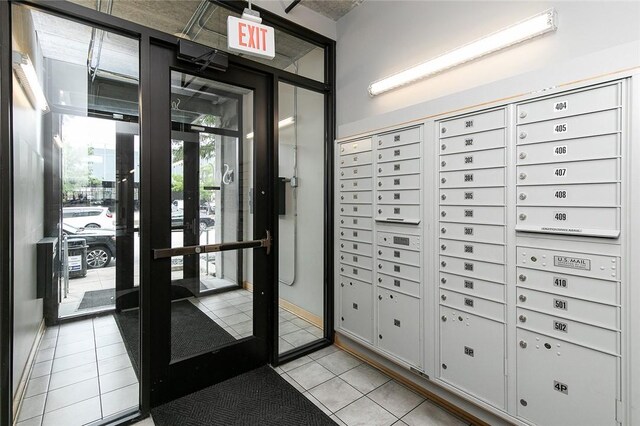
[114,300,236,377]
[151,365,336,426]
[78,289,115,310]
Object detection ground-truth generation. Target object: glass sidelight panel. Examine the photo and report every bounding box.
[169,71,256,360]
[277,82,326,354]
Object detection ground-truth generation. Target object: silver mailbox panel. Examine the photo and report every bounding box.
[339,150,373,167]
[377,245,421,266]
[378,288,421,367]
[517,308,619,355]
[378,232,421,251]
[339,203,373,217]
[339,228,373,244]
[440,206,505,225]
[340,253,373,270]
[516,328,618,426]
[516,288,618,330]
[340,177,373,192]
[517,158,619,185]
[440,187,505,206]
[440,273,505,302]
[377,158,421,176]
[440,128,505,154]
[377,189,420,205]
[517,83,620,124]
[516,247,620,281]
[377,259,420,282]
[340,190,373,205]
[516,206,620,238]
[517,109,620,145]
[439,239,505,264]
[378,273,420,298]
[339,138,372,156]
[377,174,421,190]
[516,133,620,165]
[439,308,506,409]
[376,205,421,224]
[440,289,505,322]
[339,240,372,257]
[440,167,505,188]
[339,263,373,283]
[440,148,505,171]
[516,267,618,306]
[339,164,373,180]
[339,216,373,230]
[375,126,421,149]
[517,183,619,207]
[340,277,373,343]
[378,143,420,163]
[439,222,505,244]
[440,109,505,138]
[440,256,505,284]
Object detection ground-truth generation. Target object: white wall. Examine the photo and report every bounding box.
[336,1,640,131]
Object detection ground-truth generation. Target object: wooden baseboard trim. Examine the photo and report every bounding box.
[334,334,490,426]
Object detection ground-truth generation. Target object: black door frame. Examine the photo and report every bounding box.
[0,0,335,423]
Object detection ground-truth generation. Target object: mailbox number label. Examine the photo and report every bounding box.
[464,298,474,307]
[464,280,474,289]
[554,190,567,199]
[554,211,568,221]
[464,263,474,271]
[464,156,473,164]
[465,120,474,128]
[554,101,568,111]
[464,174,474,182]
[464,245,474,253]
[554,168,567,177]
[464,346,475,357]
[465,138,474,146]
[464,227,474,236]
[553,277,568,288]
[464,209,474,217]
[553,298,568,310]
[554,380,569,395]
[554,145,568,155]
[554,320,568,333]
[554,123,568,133]
[464,192,474,200]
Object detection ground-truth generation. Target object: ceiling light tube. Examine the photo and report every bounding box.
[12,51,50,112]
[368,8,557,96]
[247,116,295,139]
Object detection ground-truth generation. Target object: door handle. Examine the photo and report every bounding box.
[153,230,272,259]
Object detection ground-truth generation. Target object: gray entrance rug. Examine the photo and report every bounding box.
[78,289,115,310]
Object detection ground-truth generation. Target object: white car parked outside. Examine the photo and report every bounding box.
[62,207,114,230]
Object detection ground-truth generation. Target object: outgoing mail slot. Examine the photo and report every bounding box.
[377,174,421,190]
[439,239,505,264]
[378,288,421,367]
[340,277,373,343]
[375,126,421,149]
[339,227,373,244]
[339,138,372,156]
[440,109,505,138]
[339,150,373,167]
[378,273,420,298]
[338,216,374,231]
[516,109,620,145]
[440,307,506,409]
[516,133,620,165]
[440,289,505,322]
[440,128,505,154]
[516,158,619,186]
[439,222,505,244]
[339,240,372,257]
[378,189,420,205]
[440,256,505,283]
[339,263,372,283]
[377,158,420,177]
[340,190,372,205]
[440,148,505,171]
[516,288,618,330]
[439,272,505,302]
[516,246,619,281]
[378,142,421,163]
[516,328,618,426]
[516,308,619,355]
[340,177,373,192]
[440,206,505,225]
[378,259,420,282]
[376,204,420,224]
[377,232,421,251]
[440,167,505,188]
[340,164,373,180]
[340,252,373,270]
[515,267,618,305]
[440,187,505,206]
[517,83,620,124]
[516,183,619,207]
[377,245,421,266]
[516,206,620,238]
[339,203,373,217]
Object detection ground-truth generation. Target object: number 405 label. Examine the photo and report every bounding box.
[553,123,568,133]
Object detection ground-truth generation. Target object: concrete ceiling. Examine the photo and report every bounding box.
[300,0,364,21]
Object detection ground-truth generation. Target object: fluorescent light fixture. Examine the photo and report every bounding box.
[12,51,50,111]
[247,116,295,139]
[368,8,557,96]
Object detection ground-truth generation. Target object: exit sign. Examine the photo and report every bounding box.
[227,16,275,60]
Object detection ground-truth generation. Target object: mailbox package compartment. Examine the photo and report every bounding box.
[335,78,634,426]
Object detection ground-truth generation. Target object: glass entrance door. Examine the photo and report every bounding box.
[144,42,274,405]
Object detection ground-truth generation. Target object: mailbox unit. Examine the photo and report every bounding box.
[335,79,630,425]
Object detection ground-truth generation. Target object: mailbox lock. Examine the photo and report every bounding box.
[441,261,447,267]
[441,194,446,200]
[441,144,447,151]
[519,111,527,119]
[340,231,344,236]
[520,399,528,407]
[378,140,382,146]
[441,315,447,322]
[519,131,527,139]
[519,274,527,282]
[340,171,344,176]
[378,264,382,269]
[340,267,344,272]
[378,168,382,173]
[378,195,382,200]
[378,295,382,300]
[340,243,344,248]
[519,152,527,159]
[441,127,447,134]
[340,196,344,200]
[441,277,447,284]
[441,244,447,251]
[519,193,527,200]
[441,211,447,217]
[340,255,344,260]
[379,334,383,339]
[378,154,382,159]
[519,172,527,180]
[378,277,382,283]
[519,213,527,221]
[378,182,382,187]
[441,178,447,184]
[519,315,527,323]
[340,283,344,287]
[519,294,527,302]
[441,161,446,167]
[441,294,447,301]
[519,340,528,348]
[340,184,344,189]
[378,209,383,214]
[340,219,344,224]
[340,147,345,152]
[378,250,382,255]
[441,227,447,234]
